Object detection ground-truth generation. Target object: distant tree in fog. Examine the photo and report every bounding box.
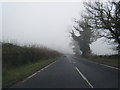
[70,17,97,57]
[69,39,81,55]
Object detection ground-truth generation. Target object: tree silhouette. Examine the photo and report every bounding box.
[84,0,120,54]
[70,18,96,57]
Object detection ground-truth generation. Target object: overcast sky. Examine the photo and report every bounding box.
[1,2,118,55]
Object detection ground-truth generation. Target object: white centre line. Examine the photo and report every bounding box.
[75,67,94,88]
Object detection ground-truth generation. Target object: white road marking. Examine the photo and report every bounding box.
[22,73,37,82]
[27,73,37,79]
[75,67,94,88]
[21,60,57,83]
[37,70,41,72]
[73,57,120,70]
[22,78,29,83]
[44,65,49,69]
[100,64,120,70]
[41,60,57,71]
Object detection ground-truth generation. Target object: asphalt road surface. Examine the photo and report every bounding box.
[11,55,119,88]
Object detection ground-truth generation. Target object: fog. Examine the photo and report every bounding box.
[1,2,118,55]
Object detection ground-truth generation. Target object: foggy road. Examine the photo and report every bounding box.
[11,56,119,88]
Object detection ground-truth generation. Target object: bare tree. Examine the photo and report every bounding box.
[84,0,120,54]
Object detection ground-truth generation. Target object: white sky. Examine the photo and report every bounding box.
[0,3,2,42]
[0,1,118,55]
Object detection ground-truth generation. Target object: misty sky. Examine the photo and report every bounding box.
[1,2,118,55]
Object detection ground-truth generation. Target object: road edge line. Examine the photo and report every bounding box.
[100,64,120,70]
[73,57,120,70]
[21,60,58,83]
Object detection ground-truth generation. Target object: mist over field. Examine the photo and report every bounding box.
[1,2,118,55]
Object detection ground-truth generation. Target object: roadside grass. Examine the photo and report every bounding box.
[88,57,119,67]
[2,57,59,88]
[75,55,120,68]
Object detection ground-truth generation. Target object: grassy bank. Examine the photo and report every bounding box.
[3,57,59,88]
[88,57,119,68]
[75,55,120,68]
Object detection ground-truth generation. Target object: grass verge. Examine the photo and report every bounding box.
[87,57,119,68]
[75,55,119,68]
[2,57,59,88]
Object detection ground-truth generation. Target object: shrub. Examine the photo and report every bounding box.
[2,42,61,69]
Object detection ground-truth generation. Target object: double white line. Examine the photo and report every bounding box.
[75,67,94,88]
